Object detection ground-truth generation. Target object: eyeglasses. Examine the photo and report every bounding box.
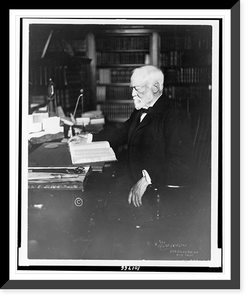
[130,85,146,93]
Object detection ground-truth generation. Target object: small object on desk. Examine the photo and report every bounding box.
[28,172,79,181]
[44,143,60,149]
[28,166,92,190]
[68,126,73,138]
[42,116,61,133]
[28,121,43,134]
[90,162,105,172]
[60,117,75,127]
[75,117,90,126]
[29,132,65,145]
[32,112,49,123]
[61,138,69,143]
[28,173,89,189]
[90,117,105,125]
[28,166,90,174]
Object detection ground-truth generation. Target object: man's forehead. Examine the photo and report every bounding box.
[130,73,146,85]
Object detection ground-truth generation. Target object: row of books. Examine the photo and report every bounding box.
[30,86,92,111]
[98,86,210,121]
[160,51,211,67]
[97,68,133,84]
[160,51,183,67]
[30,37,87,56]
[164,85,211,103]
[163,67,211,84]
[160,33,211,51]
[96,85,132,102]
[96,52,148,66]
[30,60,91,111]
[100,103,135,121]
[29,63,89,88]
[29,85,71,106]
[49,38,87,54]
[29,65,65,87]
[96,36,150,51]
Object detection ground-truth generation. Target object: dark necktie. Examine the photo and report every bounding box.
[140,107,151,114]
[139,107,151,122]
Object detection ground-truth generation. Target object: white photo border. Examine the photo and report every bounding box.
[7,6,239,288]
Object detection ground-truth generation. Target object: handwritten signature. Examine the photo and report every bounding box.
[155,240,199,257]
[155,240,187,251]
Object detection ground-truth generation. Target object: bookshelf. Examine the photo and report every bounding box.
[159,26,212,111]
[29,25,212,145]
[95,33,151,122]
[93,26,212,124]
[29,25,93,115]
[28,24,213,176]
[158,26,212,170]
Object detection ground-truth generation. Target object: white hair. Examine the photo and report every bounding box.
[131,65,164,93]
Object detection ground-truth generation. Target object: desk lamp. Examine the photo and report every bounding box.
[71,89,86,133]
[47,78,57,117]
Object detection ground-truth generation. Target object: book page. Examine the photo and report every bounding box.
[69,140,110,149]
[69,141,117,164]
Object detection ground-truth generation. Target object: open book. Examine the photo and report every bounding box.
[69,140,117,165]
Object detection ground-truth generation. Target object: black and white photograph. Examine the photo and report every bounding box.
[7,6,240,289]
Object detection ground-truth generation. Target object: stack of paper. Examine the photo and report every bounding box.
[75,117,90,126]
[28,112,49,134]
[42,116,63,133]
[69,141,117,165]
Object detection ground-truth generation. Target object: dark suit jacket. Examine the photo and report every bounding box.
[93,94,194,188]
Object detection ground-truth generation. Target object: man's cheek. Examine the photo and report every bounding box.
[134,98,143,109]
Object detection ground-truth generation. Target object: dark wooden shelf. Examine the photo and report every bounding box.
[97,64,145,68]
[98,100,133,104]
[96,82,130,86]
[97,49,149,53]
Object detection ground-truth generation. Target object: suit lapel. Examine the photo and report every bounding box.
[136,112,153,130]
[128,109,142,141]
[132,95,167,133]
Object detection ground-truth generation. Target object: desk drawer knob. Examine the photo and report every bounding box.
[74,197,83,207]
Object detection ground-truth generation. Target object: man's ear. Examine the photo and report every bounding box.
[152,82,160,94]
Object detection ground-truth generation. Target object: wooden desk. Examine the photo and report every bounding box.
[28,142,211,261]
[28,142,115,259]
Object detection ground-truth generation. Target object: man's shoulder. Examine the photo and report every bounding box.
[156,96,190,125]
[156,95,177,114]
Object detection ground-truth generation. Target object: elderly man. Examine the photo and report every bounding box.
[71,65,194,208]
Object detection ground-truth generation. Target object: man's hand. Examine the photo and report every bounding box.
[128,176,150,207]
[68,133,92,144]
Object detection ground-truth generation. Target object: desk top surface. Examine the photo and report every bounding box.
[29,142,73,167]
[29,142,85,190]
[28,142,110,190]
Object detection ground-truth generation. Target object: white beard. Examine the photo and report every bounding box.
[133,97,145,110]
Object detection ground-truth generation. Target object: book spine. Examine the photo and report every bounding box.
[164,67,211,84]
[100,103,134,121]
[161,32,211,51]
[96,36,149,51]
[97,52,147,66]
